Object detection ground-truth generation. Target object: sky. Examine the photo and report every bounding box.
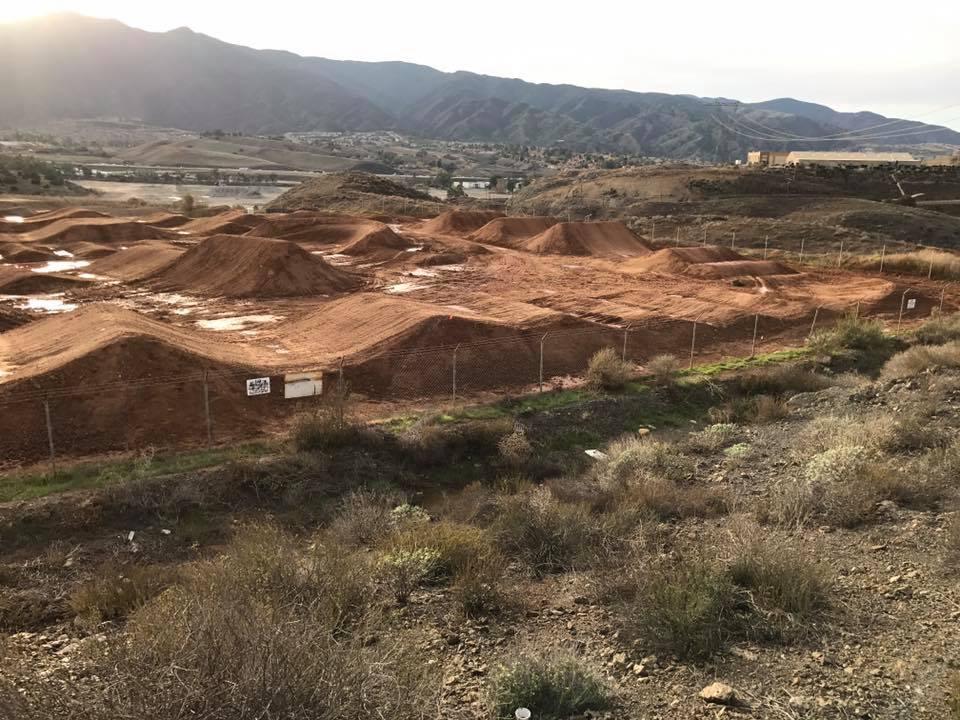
[3,0,960,132]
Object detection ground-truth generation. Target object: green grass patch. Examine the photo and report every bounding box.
[689,348,811,376]
[0,443,273,503]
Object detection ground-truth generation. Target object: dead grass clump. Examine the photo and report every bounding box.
[498,423,533,469]
[327,489,405,548]
[600,437,695,486]
[733,364,831,397]
[386,521,498,582]
[915,312,960,345]
[68,564,179,622]
[881,342,960,380]
[452,557,506,617]
[585,347,633,391]
[645,353,682,386]
[808,314,891,357]
[620,478,729,522]
[489,653,613,720]
[683,423,741,455]
[946,516,960,567]
[399,415,513,466]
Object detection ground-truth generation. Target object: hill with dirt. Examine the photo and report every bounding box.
[421,210,505,235]
[520,221,651,257]
[88,242,185,281]
[145,234,363,297]
[470,216,559,248]
[265,173,434,214]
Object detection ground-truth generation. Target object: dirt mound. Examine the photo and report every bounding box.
[60,241,116,259]
[686,260,797,279]
[248,213,394,248]
[0,208,109,233]
[177,210,267,236]
[470,216,559,248]
[521,221,651,256]
[20,217,175,246]
[0,267,89,294]
[340,226,413,258]
[624,246,748,274]
[89,242,184,282]
[136,211,191,228]
[266,173,434,213]
[0,242,59,263]
[147,234,363,297]
[422,210,505,235]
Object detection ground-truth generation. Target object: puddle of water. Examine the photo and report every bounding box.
[120,246,129,250]
[315,252,353,266]
[172,308,194,316]
[388,224,403,233]
[404,246,424,252]
[196,314,283,331]
[385,282,426,294]
[3,215,24,223]
[153,292,201,307]
[177,231,191,235]
[53,249,75,258]
[434,264,466,272]
[408,268,438,278]
[0,294,78,313]
[31,260,91,274]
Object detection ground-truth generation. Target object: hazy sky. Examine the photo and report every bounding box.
[5,0,960,131]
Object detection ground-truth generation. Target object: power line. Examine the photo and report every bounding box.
[711,112,960,143]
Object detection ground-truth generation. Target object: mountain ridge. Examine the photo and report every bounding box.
[2,14,957,161]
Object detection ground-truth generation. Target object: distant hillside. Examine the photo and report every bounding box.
[3,14,959,162]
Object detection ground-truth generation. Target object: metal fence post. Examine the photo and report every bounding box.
[452,344,460,406]
[539,333,548,392]
[763,234,769,260]
[837,239,844,268]
[879,244,886,273]
[731,231,736,249]
[202,371,213,447]
[675,227,680,247]
[928,254,935,280]
[689,311,704,369]
[43,396,56,472]
[750,313,760,357]
[622,324,632,363]
[897,289,913,333]
[702,227,707,246]
[799,237,805,265]
[940,287,946,314]
[809,306,821,338]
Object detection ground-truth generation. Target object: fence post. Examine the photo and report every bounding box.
[928,254,935,280]
[879,244,886,273]
[731,231,736,249]
[689,312,704,369]
[940,287,946,314]
[675,227,680,247]
[452,344,460,406]
[854,301,861,319]
[750,313,760,357]
[539,333,548,392]
[837,239,844,268]
[763,235,769,260]
[809,306,821,338]
[897,289,914,333]
[622,324,632,363]
[43,396,56,472]
[703,227,707,246]
[799,237,805,265]
[202,371,213,447]
[651,219,656,243]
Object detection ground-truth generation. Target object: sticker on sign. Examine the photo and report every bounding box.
[906,298,917,310]
[246,377,271,396]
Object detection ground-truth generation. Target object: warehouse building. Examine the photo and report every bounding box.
[747,150,920,167]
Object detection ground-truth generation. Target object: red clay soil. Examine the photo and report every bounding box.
[520,221,652,257]
[623,246,793,277]
[59,241,116,259]
[177,209,267,236]
[686,260,797,279]
[421,209,505,235]
[88,242,185,282]
[0,267,90,294]
[0,242,60,263]
[0,305,31,333]
[470,216,559,248]
[13,218,176,246]
[340,226,413,258]
[146,234,364,298]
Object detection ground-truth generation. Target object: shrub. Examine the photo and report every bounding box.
[728,536,829,640]
[69,564,178,622]
[386,521,498,582]
[732,364,831,397]
[498,424,533,468]
[291,408,382,453]
[915,312,960,345]
[381,547,442,602]
[753,394,789,423]
[808,314,890,356]
[619,477,728,521]
[646,353,682,386]
[400,416,513,466]
[882,342,960,379]
[620,555,738,661]
[327,489,402,548]
[492,491,601,574]
[489,654,612,720]
[585,347,632,391]
[684,423,741,454]
[452,557,505,617]
[600,437,694,486]
[949,672,960,719]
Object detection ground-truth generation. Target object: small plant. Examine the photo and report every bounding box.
[585,347,632,391]
[949,671,960,719]
[685,423,740,454]
[915,311,960,345]
[381,547,442,603]
[328,490,401,548]
[452,558,504,617]
[490,653,612,720]
[808,314,889,356]
[724,442,751,458]
[390,503,431,527]
[646,353,682,386]
[882,342,960,380]
[69,564,178,622]
[498,424,533,468]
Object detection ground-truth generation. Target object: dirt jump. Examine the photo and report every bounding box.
[145,234,364,297]
[520,221,652,256]
[88,242,185,282]
[470,216,559,248]
[421,209,505,235]
[8,217,175,246]
[0,267,90,295]
[249,213,403,249]
[0,242,60,263]
[625,246,794,277]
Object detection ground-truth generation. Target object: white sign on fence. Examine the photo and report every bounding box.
[246,377,271,396]
[284,373,323,399]
[907,298,917,310]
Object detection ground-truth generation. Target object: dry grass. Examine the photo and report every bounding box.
[489,653,613,720]
[882,341,960,379]
[498,423,533,469]
[68,563,179,622]
[585,347,633,391]
[948,516,960,568]
[915,312,960,345]
[645,353,682,386]
[327,489,405,548]
[949,671,960,719]
[848,248,960,280]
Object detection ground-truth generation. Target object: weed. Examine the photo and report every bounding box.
[585,347,632,391]
[882,342,960,379]
[490,653,612,720]
[949,672,960,719]
[452,557,505,617]
[646,354,682,386]
[915,312,960,345]
[68,564,178,622]
[498,424,533,469]
[381,547,442,603]
[327,489,403,548]
[387,521,498,582]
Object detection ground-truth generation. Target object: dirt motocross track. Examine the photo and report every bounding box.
[0,198,952,463]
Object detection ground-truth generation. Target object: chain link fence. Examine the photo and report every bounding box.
[0,290,945,469]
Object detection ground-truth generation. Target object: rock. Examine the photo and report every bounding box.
[637,428,651,437]
[611,652,628,666]
[699,682,737,705]
[633,663,650,677]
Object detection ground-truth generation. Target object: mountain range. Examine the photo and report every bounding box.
[2,13,958,161]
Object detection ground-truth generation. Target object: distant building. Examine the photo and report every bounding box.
[924,152,960,167]
[747,150,921,168]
